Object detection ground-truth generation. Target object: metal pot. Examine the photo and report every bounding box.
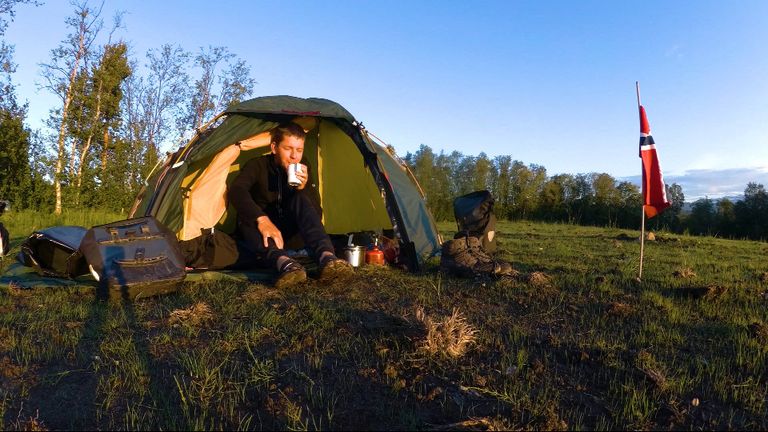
[343,245,366,267]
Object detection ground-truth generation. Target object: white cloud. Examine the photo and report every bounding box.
[622,166,768,201]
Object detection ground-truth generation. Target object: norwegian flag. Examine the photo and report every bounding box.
[639,105,670,218]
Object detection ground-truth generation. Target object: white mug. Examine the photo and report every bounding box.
[287,163,303,187]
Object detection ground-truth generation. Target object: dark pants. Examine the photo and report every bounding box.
[237,191,335,267]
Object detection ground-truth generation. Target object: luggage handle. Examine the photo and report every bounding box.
[97,234,164,245]
[105,220,153,234]
[115,254,168,266]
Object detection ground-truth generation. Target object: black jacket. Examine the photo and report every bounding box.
[228,154,321,223]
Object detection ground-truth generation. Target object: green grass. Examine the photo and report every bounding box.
[1,208,126,245]
[1,216,767,430]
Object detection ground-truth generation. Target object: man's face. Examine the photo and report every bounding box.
[271,135,305,170]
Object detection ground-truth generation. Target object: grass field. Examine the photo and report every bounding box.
[1,211,767,430]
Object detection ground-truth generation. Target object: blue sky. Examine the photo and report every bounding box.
[5,0,768,200]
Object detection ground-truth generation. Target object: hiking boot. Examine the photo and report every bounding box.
[274,257,307,289]
[443,236,514,277]
[440,238,479,277]
[318,255,354,283]
[465,236,515,276]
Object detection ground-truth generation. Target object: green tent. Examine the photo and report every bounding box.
[130,95,442,270]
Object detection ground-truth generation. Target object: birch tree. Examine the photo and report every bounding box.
[67,40,129,205]
[180,46,255,133]
[143,44,190,161]
[39,0,103,214]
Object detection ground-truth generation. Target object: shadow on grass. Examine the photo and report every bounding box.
[13,298,107,429]
[11,294,179,430]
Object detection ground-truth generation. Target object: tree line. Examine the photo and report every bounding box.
[0,1,255,214]
[404,145,768,241]
[0,2,765,242]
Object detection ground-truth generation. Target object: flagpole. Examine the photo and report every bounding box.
[639,206,646,280]
[636,81,645,281]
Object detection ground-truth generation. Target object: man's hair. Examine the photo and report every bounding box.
[271,122,306,145]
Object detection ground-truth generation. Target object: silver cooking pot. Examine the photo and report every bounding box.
[343,245,366,267]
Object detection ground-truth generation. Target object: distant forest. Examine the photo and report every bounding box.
[404,145,768,241]
[0,2,766,242]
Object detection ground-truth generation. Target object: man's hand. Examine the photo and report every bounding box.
[256,216,283,249]
[295,163,308,190]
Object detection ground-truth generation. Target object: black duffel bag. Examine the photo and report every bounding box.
[453,190,497,253]
[17,226,89,278]
[178,227,239,270]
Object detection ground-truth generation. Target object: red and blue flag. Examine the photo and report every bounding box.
[639,105,670,218]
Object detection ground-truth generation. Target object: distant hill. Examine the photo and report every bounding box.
[682,195,743,212]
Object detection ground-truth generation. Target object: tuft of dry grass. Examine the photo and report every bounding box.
[703,285,728,300]
[527,271,551,287]
[5,281,27,297]
[748,321,768,344]
[428,416,506,431]
[673,268,697,279]
[10,410,47,431]
[168,302,214,326]
[415,306,477,358]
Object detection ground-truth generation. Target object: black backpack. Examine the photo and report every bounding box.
[178,228,239,270]
[453,190,497,253]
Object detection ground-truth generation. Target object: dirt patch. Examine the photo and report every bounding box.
[0,355,28,380]
[0,355,40,412]
[168,302,214,326]
[241,286,283,303]
[670,285,728,301]
[607,301,634,318]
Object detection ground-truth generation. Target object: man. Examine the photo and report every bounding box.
[228,122,353,287]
